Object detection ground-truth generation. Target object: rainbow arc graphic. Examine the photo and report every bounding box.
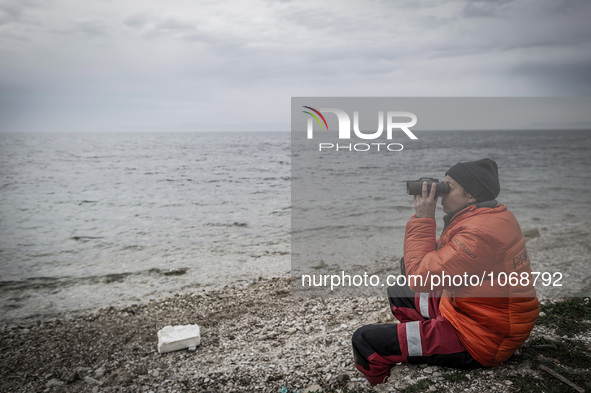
[302,106,328,130]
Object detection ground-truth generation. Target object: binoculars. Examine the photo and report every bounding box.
[406,178,449,198]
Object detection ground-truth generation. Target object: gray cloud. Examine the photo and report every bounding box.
[510,58,591,95]
[0,0,30,22]
[0,0,590,132]
[461,0,515,18]
[123,13,148,28]
[49,18,108,36]
[123,13,207,41]
[155,18,195,33]
[0,0,48,25]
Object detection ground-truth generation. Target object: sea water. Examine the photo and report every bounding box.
[1,130,590,323]
[0,132,290,323]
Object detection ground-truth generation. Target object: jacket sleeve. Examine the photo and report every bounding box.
[403,216,496,292]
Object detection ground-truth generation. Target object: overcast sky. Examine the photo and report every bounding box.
[1,0,590,132]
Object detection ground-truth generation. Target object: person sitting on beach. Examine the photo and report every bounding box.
[351,158,539,386]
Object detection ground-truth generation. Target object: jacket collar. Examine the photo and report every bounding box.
[443,200,499,230]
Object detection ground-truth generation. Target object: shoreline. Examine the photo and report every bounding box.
[3,220,590,327]
[0,265,292,329]
[1,224,590,392]
[1,276,388,393]
[1,276,590,393]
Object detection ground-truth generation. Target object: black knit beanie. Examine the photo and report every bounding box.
[445,158,500,202]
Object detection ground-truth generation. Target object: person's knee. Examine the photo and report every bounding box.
[352,324,372,346]
[352,325,371,369]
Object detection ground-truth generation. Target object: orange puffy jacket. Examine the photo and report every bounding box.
[403,204,539,367]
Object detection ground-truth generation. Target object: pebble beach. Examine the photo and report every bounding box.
[1,225,590,393]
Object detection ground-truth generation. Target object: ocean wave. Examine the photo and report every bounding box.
[0,267,190,292]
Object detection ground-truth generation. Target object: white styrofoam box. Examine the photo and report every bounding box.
[157,324,201,353]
